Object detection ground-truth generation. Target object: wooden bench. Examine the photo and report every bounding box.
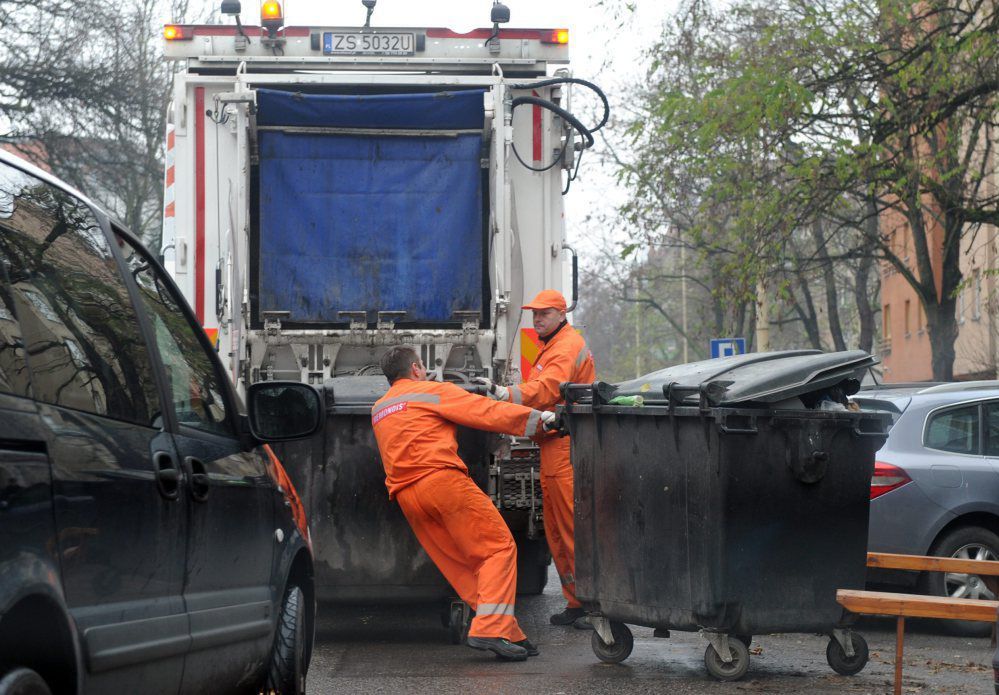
[836,551,999,695]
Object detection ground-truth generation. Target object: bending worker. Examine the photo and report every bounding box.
[372,345,555,662]
[475,289,596,628]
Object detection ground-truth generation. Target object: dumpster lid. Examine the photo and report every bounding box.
[611,350,877,406]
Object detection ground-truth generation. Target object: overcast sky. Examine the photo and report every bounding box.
[187,0,679,265]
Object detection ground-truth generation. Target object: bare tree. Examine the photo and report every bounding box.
[1,0,198,248]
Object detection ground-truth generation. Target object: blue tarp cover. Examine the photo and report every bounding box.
[257,90,485,324]
[256,88,485,130]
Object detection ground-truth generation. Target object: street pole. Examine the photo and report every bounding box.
[756,276,770,351]
[681,229,689,363]
[635,302,641,378]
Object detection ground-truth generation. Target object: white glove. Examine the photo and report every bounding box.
[540,411,558,431]
[472,377,510,401]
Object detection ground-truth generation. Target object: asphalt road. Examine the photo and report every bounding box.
[307,566,994,694]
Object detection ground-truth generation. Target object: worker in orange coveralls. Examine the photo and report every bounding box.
[372,345,556,661]
[474,289,596,629]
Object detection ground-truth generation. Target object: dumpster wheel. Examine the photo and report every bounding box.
[590,621,633,664]
[826,631,869,676]
[704,637,750,681]
[446,601,471,645]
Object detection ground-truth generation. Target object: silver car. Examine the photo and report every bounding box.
[857,381,999,634]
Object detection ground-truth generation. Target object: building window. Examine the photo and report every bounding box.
[917,302,924,335]
[883,304,892,341]
[957,287,966,324]
[904,299,911,337]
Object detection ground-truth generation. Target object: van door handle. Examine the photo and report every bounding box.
[154,451,181,501]
[186,457,210,503]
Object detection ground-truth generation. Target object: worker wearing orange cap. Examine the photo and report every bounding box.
[474,289,596,628]
[372,345,555,661]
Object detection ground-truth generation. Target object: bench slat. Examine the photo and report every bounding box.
[837,589,999,622]
[868,552,999,576]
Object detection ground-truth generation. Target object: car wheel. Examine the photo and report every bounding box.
[265,585,307,694]
[923,525,999,637]
[0,668,52,695]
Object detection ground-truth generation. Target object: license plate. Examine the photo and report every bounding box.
[323,32,415,56]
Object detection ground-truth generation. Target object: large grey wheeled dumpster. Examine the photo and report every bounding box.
[559,350,891,681]
[270,376,550,644]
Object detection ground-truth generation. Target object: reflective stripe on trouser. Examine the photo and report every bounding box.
[394,469,527,641]
[539,435,581,609]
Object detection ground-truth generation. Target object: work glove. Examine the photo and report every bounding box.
[471,377,509,402]
[540,410,558,432]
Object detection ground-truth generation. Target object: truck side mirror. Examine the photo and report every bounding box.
[246,381,324,442]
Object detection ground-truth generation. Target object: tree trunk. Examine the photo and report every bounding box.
[854,253,876,353]
[811,221,846,351]
[856,203,881,354]
[926,299,958,380]
[792,277,823,349]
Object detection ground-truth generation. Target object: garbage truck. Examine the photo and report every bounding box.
[160,1,606,632]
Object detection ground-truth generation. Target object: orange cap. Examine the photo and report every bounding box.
[521,289,567,312]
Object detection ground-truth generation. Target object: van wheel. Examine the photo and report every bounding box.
[265,586,307,695]
[923,525,999,637]
[0,668,52,695]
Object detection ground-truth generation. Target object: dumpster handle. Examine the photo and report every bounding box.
[853,418,889,437]
[697,384,712,414]
[664,382,702,413]
[718,413,759,435]
[561,382,594,405]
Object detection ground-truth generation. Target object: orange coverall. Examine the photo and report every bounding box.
[504,323,595,608]
[371,378,545,642]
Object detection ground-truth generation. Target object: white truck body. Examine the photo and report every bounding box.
[162,23,579,392]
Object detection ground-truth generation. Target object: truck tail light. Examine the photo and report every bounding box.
[542,29,569,45]
[163,25,192,40]
[871,461,912,500]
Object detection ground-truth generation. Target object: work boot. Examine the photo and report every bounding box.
[515,639,540,657]
[573,616,594,631]
[549,606,586,626]
[466,636,528,661]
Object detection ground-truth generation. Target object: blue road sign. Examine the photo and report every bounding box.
[710,338,746,358]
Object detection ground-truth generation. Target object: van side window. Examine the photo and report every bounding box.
[115,233,232,436]
[0,268,30,398]
[925,404,980,455]
[0,163,162,424]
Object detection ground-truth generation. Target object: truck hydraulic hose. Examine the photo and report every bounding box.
[508,77,609,183]
[510,96,593,172]
[510,77,609,133]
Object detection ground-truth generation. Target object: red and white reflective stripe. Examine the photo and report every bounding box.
[162,123,175,257]
[194,87,206,324]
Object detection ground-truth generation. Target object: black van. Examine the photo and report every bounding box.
[0,150,322,695]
